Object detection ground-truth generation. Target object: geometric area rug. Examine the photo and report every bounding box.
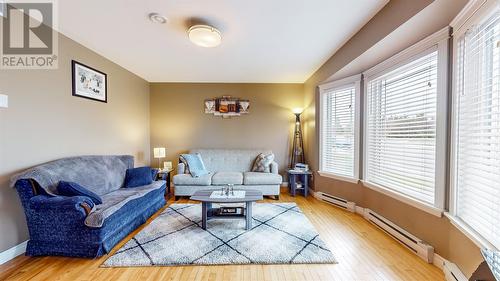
[102,203,337,267]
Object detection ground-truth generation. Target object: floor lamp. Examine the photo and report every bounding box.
[290,108,305,168]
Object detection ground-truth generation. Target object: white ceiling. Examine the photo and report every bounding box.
[58,0,388,83]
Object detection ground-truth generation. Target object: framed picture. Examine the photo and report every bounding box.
[72,60,107,103]
[239,100,250,114]
[204,99,216,113]
[204,96,250,118]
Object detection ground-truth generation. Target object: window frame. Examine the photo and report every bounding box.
[318,74,362,183]
[361,27,450,217]
[448,0,500,250]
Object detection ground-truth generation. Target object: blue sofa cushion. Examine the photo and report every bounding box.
[57,181,103,205]
[124,167,153,188]
[180,153,209,177]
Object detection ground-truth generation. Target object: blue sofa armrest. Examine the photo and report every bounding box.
[29,195,94,216]
[18,194,95,244]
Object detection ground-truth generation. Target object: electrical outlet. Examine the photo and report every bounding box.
[0,94,8,108]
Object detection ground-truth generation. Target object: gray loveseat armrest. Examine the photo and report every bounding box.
[270,161,279,174]
[177,162,186,174]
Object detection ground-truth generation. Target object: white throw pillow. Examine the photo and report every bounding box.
[251,153,274,173]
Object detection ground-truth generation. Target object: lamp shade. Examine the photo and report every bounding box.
[0,94,8,108]
[153,147,166,158]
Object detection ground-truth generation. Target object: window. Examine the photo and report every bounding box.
[452,7,500,249]
[363,30,448,213]
[319,74,361,182]
[0,1,6,18]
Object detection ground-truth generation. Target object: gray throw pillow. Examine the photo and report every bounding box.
[251,153,274,173]
[179,155,190,174]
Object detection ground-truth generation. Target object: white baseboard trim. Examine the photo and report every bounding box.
[281,181,289,187]
[432,254,468,281]
[443,260,468,281]
[354,206,365,215]
[433,253,446,269]
[0,240,27,265]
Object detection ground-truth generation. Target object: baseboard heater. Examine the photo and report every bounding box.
[443,261,468,281]
[363,208,434,263]
[315,192,356,212]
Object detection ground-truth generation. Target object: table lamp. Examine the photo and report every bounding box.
[153,147,166,169]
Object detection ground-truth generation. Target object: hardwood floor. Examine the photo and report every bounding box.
[0,189,444,281]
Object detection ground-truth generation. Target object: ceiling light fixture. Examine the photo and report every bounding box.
[188,25,221,48]
[148,13,167,24]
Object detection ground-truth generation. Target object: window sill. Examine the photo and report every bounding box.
[444,212,497,250]
[361,180,443,218]
[317,171,359,184]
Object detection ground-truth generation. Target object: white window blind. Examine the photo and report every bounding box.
[365,49,439,205]
[454,9,500,250]
[320,77,359,180]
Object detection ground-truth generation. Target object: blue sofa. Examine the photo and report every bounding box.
[12,155,166,258]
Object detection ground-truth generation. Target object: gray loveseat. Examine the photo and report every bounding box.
[173,149,282,199]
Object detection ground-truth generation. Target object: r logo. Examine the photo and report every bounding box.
[1,1,58,69]
[2,3,53,54]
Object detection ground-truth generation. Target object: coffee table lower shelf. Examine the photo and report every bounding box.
[201,202,253,230]
[190,189,263,231]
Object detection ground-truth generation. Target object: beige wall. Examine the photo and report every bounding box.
[303,0,434,173]
[0,33,150,253]
[303,0,483,277]
[150,83,304,173]
[0,0,486,276]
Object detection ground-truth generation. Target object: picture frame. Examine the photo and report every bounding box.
[71,60,107,103]
[204,96,250,118]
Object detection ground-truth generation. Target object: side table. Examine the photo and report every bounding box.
[156,168,172,198]
[288,170,312,197]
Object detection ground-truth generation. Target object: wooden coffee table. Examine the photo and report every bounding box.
[190,189,263,230]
